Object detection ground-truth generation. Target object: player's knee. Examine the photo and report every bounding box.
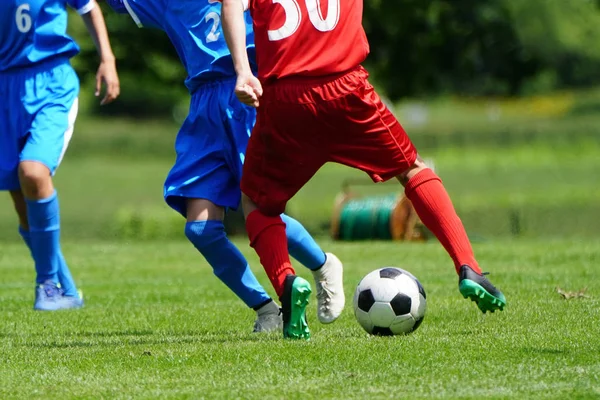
[18,162,52,198]
[259,199,287,218]
[397,159,430,186]
[184,220,224,250]
[242,193,285,218]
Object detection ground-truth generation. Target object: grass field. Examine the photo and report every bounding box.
[1,238,599,399]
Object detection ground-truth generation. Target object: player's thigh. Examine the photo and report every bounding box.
[328,83,417,182]
[186,198,225,222]
[21,64,79,175]
[241,111,324,216]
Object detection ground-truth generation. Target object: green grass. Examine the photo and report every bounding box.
[0,238,599,399]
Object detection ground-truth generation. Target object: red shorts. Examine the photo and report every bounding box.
[241,66,418,216]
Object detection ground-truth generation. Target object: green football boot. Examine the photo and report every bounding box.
[280,275,312,340]
[459,265,506,313]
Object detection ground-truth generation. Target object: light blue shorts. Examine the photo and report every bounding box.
[164,77,256,217]
[0,59,79,191]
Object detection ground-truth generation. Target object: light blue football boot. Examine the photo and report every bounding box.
[33,281,64,311]
[34,282,84,311]
[61,290,84,309]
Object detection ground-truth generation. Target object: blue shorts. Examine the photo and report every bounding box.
[0,59,79,191]
[164,77,256,217]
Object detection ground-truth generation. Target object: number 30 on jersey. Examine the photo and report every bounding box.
[268,0,340,41]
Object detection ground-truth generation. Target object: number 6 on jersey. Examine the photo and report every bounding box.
[268,0,340,41]
[16,3,33,33]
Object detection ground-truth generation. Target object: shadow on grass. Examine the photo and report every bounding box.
[521,347,569,355]
[0,329,154,339]
[21,328,281,349]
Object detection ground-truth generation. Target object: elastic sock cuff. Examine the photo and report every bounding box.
[25,190,57,205]
[404,169,440,197]
[246,211,285,248]
[252,298,273,311]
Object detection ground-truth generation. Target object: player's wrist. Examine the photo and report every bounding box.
[235,65,253,77]
[100,53,116,64]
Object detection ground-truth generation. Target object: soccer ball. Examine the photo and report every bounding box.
[353,267,427,336]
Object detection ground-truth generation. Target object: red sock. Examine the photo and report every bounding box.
[404,169,481,274]
[246,210,295,297]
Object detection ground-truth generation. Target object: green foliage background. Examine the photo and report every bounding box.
[68,0,600,117]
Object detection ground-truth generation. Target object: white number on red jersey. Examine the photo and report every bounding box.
[267,0,340,41]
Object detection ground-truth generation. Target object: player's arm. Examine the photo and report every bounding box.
[79,1,121,105]
[221,0,262,107]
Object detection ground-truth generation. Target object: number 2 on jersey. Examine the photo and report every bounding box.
[205,11,221,43]
[16,3,33,33]
[268,0,340,41]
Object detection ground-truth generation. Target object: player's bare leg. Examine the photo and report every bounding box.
[396,158,506,313]
[242,195,311,340]
[9,190,28,230]
[18,161,82,310]
[185,198,281,333]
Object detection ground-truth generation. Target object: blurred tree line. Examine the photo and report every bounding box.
[70,0,600,117]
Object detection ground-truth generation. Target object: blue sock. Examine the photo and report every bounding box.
[185,220,271,309]
[19,225,78,296]
[25,191,64,285]
[281,214,326,271]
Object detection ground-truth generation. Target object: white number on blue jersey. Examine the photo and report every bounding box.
[205,11,221,43]
[267,0,340,41]
[16,3,33,33]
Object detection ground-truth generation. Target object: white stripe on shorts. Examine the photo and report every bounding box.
[123,0,143,27]
[56,98,79,169]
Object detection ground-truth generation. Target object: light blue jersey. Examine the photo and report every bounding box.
[108,0,255,93]
[0,0,94,72]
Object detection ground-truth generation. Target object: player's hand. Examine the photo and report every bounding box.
[235,73,263,108]
[95,59,120,105]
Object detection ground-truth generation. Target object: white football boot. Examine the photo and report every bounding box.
[253,300,283,333]
[311,253,345,324]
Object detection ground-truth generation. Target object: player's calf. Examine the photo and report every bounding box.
[185,219,273,309]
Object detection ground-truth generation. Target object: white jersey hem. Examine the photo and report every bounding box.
[76,0,96,15]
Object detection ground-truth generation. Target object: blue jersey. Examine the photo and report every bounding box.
[108,0,255,93]
[0,0,95,72]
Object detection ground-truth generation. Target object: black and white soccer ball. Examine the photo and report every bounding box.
[353,267,427,336]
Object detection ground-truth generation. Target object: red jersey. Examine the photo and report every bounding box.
[246,0,370,81]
